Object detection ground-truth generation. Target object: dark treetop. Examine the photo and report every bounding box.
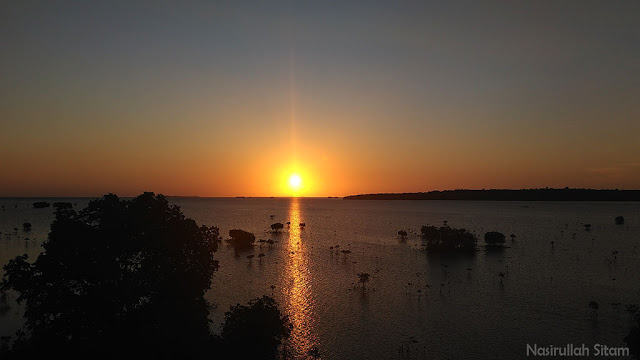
[1,192,221,359]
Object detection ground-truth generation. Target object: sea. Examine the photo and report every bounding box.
[1,197,639,359]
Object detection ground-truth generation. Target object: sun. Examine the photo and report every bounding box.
[289,174,302,190]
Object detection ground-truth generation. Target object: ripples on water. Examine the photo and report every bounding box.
[1,198,639,359]
[284,198,318,358]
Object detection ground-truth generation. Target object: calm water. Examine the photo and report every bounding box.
[1,197,639,359]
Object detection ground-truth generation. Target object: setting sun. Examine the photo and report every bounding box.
[277,166,314,196]
[289,174,302,191]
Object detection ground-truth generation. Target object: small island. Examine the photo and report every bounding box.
[343,188,640,201]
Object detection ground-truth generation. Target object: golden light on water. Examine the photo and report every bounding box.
[283,197,318,357]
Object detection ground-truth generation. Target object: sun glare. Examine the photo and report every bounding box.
[289,174,302,190]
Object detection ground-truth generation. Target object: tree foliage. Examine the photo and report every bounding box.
[357,272,370,289]
[421,225,477,253]
[52,201,73,209]
[32,201,50,208]
[626,307,640,359]
[1,192,220,358]
[228,229,255,251]
[484,231,506,246]
[221,295,291,359]
[588,301,599,316]
[270,223,284,232]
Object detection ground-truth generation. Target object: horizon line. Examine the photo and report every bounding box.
[3,187,640,199]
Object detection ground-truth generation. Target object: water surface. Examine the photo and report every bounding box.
[1,197,639,359]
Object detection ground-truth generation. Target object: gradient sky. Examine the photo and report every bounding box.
[1,1,639,197]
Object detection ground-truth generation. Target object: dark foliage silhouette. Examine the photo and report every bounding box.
[0,290,9,316]
[615,216,625,225]
[221,295,291,359]
[270,222,284,232]
[228,229,256,251]
[357,272,370,290]
[32,201,50,208]
[484,231,506,249]
[498,272,506,284]
[421,225,477,253]
[1,192,221,359]
[52,201,73,209]
[589,301,599,317]
[626,313,640,359]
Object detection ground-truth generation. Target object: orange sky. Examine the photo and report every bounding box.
[1,2,639,197]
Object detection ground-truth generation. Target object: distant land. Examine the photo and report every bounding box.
[343,188,640,201]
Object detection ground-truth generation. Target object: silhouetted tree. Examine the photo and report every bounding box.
[625,309,640,359]
[270,223,284,232]
[498,272,506,284]
[627,305,640,321]
[53,202,73,209]
[221,296,291,360]
[421,225,477,253]
[357,272,370,290]
[0,290,9,316]
[0,336,9,354]
[0,192,221,359]
[32,201,50,208]
[484,231,506,248]
[228,229,255,251]
[589,301,599,317]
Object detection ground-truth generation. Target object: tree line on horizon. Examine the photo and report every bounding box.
[343,188,640,201]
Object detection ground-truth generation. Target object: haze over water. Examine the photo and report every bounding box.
[2,197,638,359]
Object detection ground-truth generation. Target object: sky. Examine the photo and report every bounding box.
[1,1,639,197]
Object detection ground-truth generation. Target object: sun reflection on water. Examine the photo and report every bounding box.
[283,197,318,358]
